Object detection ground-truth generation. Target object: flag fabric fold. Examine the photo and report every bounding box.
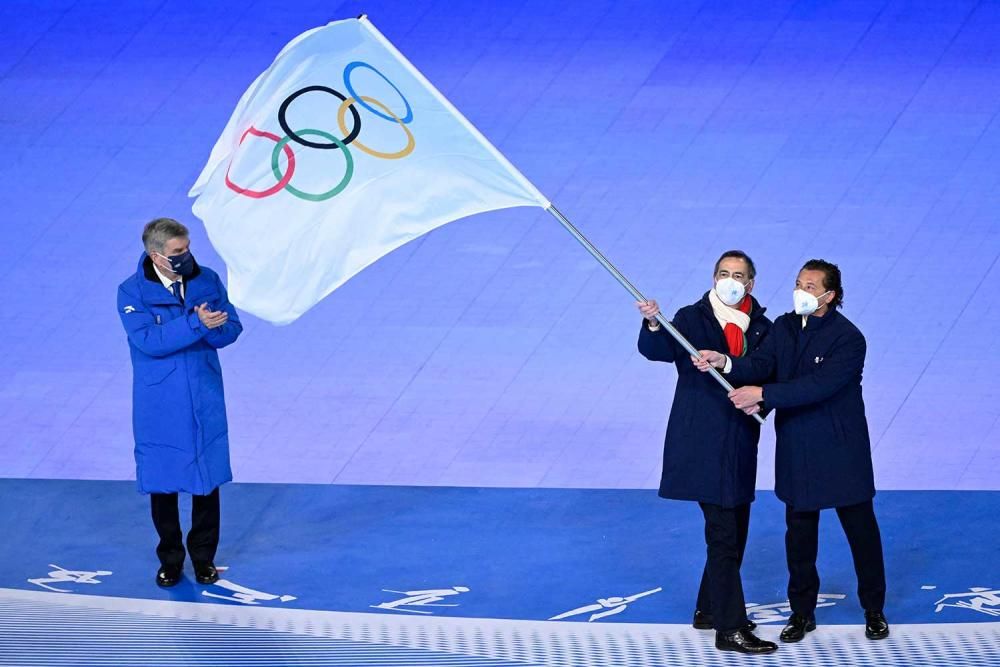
[189,17,548,324]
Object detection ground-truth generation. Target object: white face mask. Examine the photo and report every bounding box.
[715,277,747,307]
[793,289,831,316]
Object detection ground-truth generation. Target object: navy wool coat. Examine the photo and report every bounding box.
[117,254,242,495]
[639,292,772,508]
[728,309,875,511]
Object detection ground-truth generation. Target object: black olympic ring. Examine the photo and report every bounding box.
[278,85,362,150]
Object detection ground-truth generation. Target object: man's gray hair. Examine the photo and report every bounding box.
[142,218,189,254]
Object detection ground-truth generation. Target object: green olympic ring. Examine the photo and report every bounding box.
[271,129,354,201]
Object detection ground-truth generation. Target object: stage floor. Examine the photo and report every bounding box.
[0,480,997,666]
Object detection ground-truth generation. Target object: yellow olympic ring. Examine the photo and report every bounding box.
[337,96,415,160]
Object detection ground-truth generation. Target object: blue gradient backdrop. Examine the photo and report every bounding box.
[1,0,998,490]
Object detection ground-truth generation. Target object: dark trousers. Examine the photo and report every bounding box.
[696,502,752,633]
[785,500,886,617]
[150,488,220,568]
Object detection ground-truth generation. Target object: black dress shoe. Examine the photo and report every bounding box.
[865,611,889,640]
[193,561,219,585]
[779,613,816,643]
[715,628,778,654]
[693,610,757,631]
[156,565,182,588]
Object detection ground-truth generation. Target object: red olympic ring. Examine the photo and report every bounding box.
[225,127,297,198]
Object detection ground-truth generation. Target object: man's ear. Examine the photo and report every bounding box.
[745,279,754,295]
[150,252,172,273]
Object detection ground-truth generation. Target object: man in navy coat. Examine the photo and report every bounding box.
[637,251,776,655]
[117,218,242,587]
[697,259,889,642]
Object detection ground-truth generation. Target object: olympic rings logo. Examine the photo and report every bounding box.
[225,61,415,202]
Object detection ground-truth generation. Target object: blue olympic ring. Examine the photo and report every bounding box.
[343,61,413,125]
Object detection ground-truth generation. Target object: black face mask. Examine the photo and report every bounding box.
[158,250,195,277]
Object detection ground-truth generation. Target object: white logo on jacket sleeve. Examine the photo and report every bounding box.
[123,306,136,314]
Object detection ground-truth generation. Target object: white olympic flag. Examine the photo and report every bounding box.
[189,17,548,324]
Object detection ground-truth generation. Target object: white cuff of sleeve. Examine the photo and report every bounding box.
[722,355,733,374]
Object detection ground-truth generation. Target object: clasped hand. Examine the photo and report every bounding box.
[195,303,228,329]
[690,351,763,416]
[728,387,763,415]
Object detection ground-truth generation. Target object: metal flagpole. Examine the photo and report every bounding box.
[546,204,766,425]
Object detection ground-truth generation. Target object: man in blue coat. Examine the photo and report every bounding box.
[697,259,889,642]
[637,251,776,655]
[117,218,242,587]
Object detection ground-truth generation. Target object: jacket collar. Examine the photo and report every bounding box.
[137,253,204,305]
[800,307,840,332]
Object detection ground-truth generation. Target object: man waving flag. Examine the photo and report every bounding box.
[189,16,548,324]
[189,15,764,424]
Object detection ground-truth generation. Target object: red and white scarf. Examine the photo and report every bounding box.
[708,289,752,357]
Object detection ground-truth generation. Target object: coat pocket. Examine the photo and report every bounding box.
[140,359,177,386]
